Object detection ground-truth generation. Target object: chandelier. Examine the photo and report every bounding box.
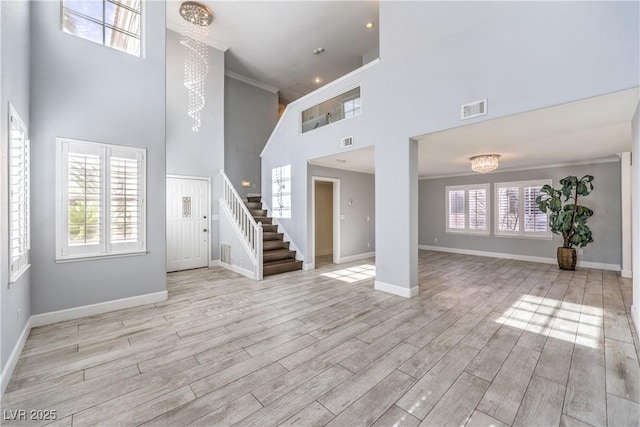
[179,1,213,132]
[470,154,501,174]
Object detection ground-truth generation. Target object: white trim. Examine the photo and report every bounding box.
[261,59,380,158]
[338,252,375,264]
[209,260,220,268]
[218,261,255,280]
[632,305,639,337]
[445,183,491,235]
[621,269,633,279]
[620,152,632,280]
[225,70,279,94]
[30,291,168,328]
[1,317,32,397]
[311,176,341,265]
[374,280,419,298]
[419,157,620,180]
[303,262,315,271]
[308,158,375,176]
[418,245,621,272]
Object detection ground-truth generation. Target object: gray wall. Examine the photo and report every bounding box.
[1,0,31,372]
[308,165,375,259]
[224,76,278,199]
[262,1,638,291]
[418,161,622,265]
[166,29,224,261]
[29,1,166,314]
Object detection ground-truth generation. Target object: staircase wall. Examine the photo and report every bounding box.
[219,201,258,278]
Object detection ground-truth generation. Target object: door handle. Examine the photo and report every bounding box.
[203,229,208,232]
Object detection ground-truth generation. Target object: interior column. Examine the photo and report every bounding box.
[374,139,418,297]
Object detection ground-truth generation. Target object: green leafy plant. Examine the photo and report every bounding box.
[535,175,595,249]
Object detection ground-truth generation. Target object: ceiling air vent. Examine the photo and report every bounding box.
[461,99,487,120]
[341,136,354,149]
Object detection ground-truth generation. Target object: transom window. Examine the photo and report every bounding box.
[9,105,30,282]
[495,180,551,238]
[446,184,489,235]
[56,138,146,261]
[61,0,142,56]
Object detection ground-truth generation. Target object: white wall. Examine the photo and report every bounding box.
[0,0,31,372]
[632,101,640,334]
[166,29,224,261]
[29,1,167,314]
[262,1,639,294]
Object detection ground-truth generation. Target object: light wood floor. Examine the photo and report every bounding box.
[2,251,639,426]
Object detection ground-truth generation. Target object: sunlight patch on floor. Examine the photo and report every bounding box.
[495,294,603,349]
[321,264,376,283]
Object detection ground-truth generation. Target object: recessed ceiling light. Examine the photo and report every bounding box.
[365,22,374,29]
[335,159,346,163]
[313,77,322,84]
[313,47,325,55]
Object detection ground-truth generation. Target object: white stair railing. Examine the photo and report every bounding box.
[220,171,263,280]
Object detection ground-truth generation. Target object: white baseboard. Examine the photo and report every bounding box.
[338,252,375,264]
[632,305,639,338]
[418,245,621,272]
[30,291,168,328]
[209,260,221,268]
[303,262,315,271]
[1,317,32,397]
[621,269,633,279]
[374,280,419,298]
[219,261,256,280]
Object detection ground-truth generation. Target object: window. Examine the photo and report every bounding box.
[343,97,361,118]
[61,0,142,57]
[495,180,551,238]
[272,165,291,219]
[9,105,30,282]
[56,138,146,260]
[446,184,489,234]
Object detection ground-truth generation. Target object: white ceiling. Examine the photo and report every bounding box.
[308,88,640,177]
[166,1,380,103]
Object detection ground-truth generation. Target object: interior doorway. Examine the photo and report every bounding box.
[311,176,340,267]
[166,175,210,272]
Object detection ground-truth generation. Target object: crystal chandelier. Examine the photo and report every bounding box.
[470,154,501,174]
[179,1,213,132]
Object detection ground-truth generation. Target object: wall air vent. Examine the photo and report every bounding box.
[341,136,354,149]
[221,243,231,264]
[461,99,488,120]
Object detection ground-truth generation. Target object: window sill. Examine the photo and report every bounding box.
[446,230,490,236]
[55,251,148,263]
[9,264,31,285]
[494,233,552,240]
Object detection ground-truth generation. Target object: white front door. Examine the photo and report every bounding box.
[166,176,209,272]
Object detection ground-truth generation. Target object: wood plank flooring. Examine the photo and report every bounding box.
[2,250,639,426]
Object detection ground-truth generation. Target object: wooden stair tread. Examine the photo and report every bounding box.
[263,259,303,276]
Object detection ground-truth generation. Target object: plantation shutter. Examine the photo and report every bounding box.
[497,186,520,233]
[524,185,547,234]
[9,113,29,279]
[447,189,465,230]
[67,150,102,249]
[468,187,487,231]
[110,150,143,250]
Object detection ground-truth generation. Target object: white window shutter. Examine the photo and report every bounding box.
[448,190,465,229]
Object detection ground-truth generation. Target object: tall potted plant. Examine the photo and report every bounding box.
[535,175,594,271]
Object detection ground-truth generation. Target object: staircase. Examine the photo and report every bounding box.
[246,196,303,276]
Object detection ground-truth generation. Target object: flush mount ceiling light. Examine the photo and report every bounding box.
[179,1,213,132]
[470,154,501,174]
[365,22,374,29]
[335,159,346,163]
[313,47,325,55]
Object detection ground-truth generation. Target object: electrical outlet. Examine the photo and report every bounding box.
[367,242,370,248]
[578,248,584,255]
[366,216,370,222]
[434,238,438,243]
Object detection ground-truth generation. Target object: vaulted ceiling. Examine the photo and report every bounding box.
[166,1,380,103]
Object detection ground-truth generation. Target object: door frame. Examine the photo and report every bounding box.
[311,176,341,267]
[166,174,211,271]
